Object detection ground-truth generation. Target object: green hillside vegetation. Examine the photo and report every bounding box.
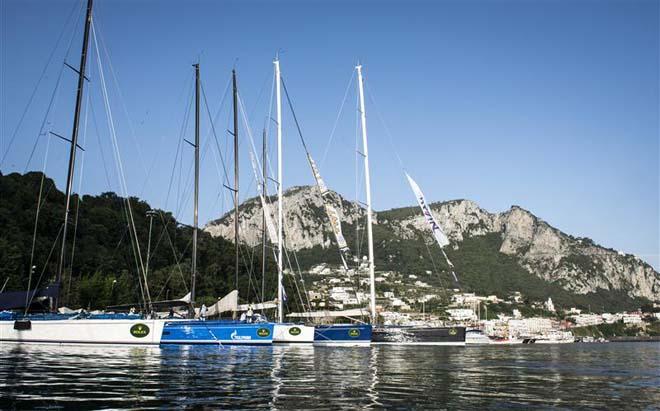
[571,320,660,338]
[0,171,290,311]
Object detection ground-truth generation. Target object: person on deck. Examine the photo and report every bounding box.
[247,305,254,323]
[200,304,207,321]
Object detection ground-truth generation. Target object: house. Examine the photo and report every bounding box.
[446,308,477,322]
[622,312,643,324]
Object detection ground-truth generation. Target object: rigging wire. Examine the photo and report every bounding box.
[320,69,356,169]
[93,15,152,198]
[1,0,82,168]
[24,119,54,313]
[65,82,92,303]
[23,4,87,307]
[92,20,152,311]
[236,86,309,310]
[235,91,281,303]
[25,224,65,310]
[364,77,458,285]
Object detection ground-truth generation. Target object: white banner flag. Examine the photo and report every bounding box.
[405,173,450,248]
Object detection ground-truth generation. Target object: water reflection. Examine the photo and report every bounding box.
[0,343,658,409]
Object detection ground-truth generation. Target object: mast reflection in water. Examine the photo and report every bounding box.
[1,343,658,409]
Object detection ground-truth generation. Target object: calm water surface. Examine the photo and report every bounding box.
[1,342,658,409]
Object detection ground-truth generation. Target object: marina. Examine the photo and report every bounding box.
[0,0,658,408]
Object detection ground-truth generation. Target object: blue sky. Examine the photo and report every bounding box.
[1,0,658,269]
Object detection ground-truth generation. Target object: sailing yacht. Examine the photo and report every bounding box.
[159,66,275,345]
[0,2,273,346]
[267,58,316,343]
[270,62,373,345]
[310,64,375,346]
[0,0,170,346]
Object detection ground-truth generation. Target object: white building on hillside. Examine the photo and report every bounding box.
[446,308,477,322]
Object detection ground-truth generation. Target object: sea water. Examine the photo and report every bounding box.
[0,342,658,409]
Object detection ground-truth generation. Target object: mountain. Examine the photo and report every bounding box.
[2,171,656,313]
[205,185,659,310]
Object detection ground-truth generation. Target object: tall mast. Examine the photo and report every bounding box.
[232,70,239,293]
[191,63,200,305]
[55,0,93,310]
[274,58,283,324]
[356,64,376,324]
[261,128,267,305]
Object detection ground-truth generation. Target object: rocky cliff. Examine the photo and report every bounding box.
[205,186,659,302]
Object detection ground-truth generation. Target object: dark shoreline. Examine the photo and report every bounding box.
[608,336,660,342]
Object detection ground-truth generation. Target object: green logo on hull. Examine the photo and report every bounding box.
[130,323,150,338]
[348,328,360,338]
[449,328,457,336]
[257,327,271,337]
[289,327,302,336]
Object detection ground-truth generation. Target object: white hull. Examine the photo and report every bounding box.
[273,324,315,343]
[0,319,166,345]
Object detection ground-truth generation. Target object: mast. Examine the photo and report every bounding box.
[261,128,267,305]
[232,69,239,293]
[55,0,93,310]
[274,57,283,324]
[191,63,200,305]
[356,64,376,324]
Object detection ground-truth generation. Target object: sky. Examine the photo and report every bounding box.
[1,0,658,269]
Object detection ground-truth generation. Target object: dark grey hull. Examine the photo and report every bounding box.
[372,326,466,345]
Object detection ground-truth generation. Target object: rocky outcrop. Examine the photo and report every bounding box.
[205,185,659,301]
[204,186,365,250]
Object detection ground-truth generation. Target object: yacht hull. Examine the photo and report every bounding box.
[0,318,166,345]
[313,324,372,346]
[160,321,274,345]
[372,326,466,346]
[273,324,315,343]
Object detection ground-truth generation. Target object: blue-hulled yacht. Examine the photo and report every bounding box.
[161,320,274,345]
[313,324,372,346]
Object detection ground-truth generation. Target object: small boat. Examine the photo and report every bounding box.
[266,61,375,345]
[465,329,491,345]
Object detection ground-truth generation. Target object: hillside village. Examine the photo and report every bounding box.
[292,263,660,341]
